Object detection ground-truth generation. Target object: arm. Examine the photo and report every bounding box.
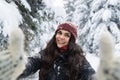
[17,51,43,79]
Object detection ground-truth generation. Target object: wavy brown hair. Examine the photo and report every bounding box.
[39,32,86,80]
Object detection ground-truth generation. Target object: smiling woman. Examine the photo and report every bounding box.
[55,30,71,48]
[18,21,95,80]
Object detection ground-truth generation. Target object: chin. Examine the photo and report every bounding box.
[57,45,63,48]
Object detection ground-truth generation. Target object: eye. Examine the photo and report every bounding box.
[57,31,62,35]
[65,33,71,38]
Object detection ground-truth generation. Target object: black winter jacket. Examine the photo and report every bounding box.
[18,50,95,80]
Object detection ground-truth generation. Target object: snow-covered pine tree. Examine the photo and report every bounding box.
[72,0,92,29]
[64,0,77,21]
[0,0,58,79]
[12,0,57,56]
[73,0,120,54]
[70,0,92,51]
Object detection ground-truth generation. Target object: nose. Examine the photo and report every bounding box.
[59,34,65,39]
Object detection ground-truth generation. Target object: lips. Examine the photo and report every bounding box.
[57,40,65,44]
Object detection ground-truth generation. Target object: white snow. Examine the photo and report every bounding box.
[86,53,99,71]
[44,0,66,18]
[0,0,22,36]
[21,0,31,11]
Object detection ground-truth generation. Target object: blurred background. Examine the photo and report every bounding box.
[0,0,120,79]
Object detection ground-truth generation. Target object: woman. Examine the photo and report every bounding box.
[18,22,95,80]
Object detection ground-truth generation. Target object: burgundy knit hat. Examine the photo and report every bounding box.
[56,22,78,41]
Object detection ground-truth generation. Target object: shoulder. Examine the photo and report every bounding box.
[78,59,95,80]
[82,59,95,74]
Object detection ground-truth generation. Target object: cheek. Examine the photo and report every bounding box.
[55,35,59,43]
[66,38,70,43]
[55,35,58,40]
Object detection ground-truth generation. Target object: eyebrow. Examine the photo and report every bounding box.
[57,30,70,34]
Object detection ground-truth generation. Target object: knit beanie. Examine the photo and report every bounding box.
[56,22,77,41]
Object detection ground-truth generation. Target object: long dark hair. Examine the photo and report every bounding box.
[39,32,86,80]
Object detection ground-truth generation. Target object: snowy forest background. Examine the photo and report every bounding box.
[0,0,120,79]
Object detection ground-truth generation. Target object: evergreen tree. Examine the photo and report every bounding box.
[72,0,92,29]
[0,0,57,79]
[64,0,77,21]
[73,0,120,54]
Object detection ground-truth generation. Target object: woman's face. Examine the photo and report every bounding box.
[55,30,71,48]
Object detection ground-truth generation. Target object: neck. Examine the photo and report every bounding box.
[58,45,68,53]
